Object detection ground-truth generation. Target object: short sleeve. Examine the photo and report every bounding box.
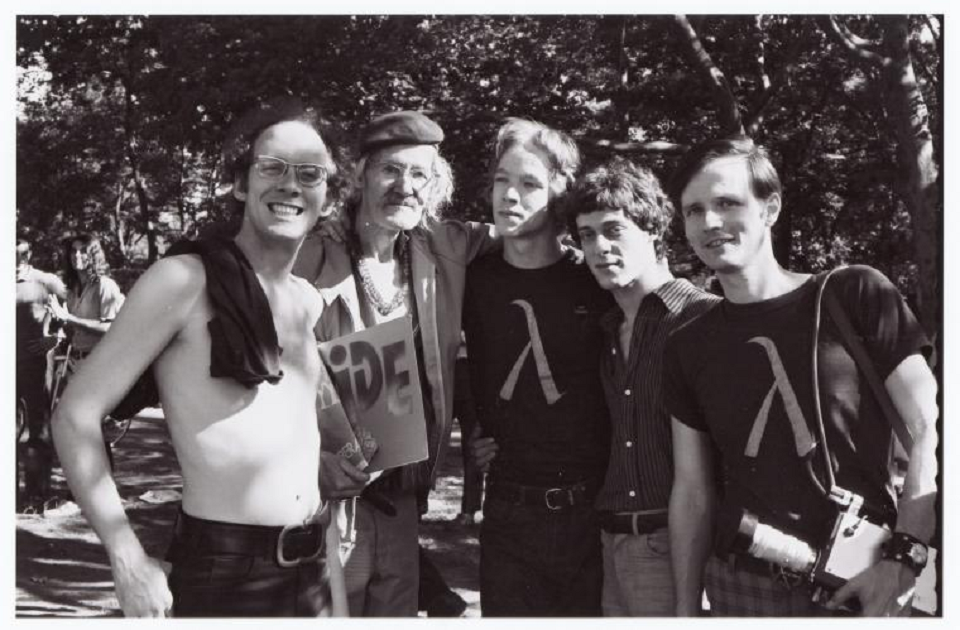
[832,266,931,379]
[662,329,708,432]
[97,277,126,321]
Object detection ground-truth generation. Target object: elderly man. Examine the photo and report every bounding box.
[294,111,495,616]
[665,137,938,616]
[52,98,338,617]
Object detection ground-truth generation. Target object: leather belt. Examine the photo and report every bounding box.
[488,479,594,511]
[171,508,327,568]
[597,510,668,535]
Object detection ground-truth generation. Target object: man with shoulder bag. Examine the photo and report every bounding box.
[664,136,939,617]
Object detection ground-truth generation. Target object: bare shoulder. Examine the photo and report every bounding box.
[290,274,323,322]
[124,254,207,319]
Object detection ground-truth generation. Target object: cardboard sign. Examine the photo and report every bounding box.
[317,317,428,473]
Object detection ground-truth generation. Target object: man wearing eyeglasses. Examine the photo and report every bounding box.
[52,98,339,617]
[294,111,496,616]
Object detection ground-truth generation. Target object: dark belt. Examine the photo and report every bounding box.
[597,510,668,535]
[488,479,595,511]
[171,509,327,568]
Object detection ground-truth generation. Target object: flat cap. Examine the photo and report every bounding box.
[359,111,444,155]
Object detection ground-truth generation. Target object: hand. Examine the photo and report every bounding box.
[469,425,498,473]
[111,553,173,617]
[319,213,350,244]
[319,450,371,500]
[46,295,69,322]
[827,559,915,616]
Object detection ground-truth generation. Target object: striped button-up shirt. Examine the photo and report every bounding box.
[594,278,719,513]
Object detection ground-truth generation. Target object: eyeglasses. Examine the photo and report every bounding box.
[373,161,434,192]
[253,155,328,188]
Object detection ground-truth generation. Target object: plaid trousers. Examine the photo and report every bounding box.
[704,555,835,617]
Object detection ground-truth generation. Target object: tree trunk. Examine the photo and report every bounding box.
[880,16,940,340]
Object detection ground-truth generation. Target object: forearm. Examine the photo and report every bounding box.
[894,422,938,543]
[669,482,715,615]
[51,405,146,564]
[64,313,112,335]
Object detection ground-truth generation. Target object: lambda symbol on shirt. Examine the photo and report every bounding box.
[499,299,564,404]
[744,337,816,458]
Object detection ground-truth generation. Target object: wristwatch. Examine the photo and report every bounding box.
[881,532,929,576]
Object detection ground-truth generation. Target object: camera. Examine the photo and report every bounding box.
[733,487,937,614]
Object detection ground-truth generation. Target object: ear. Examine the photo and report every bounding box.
[762,193,782,227]
[232,174,248,202]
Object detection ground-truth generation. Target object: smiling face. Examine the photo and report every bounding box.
[357,144,436,233]
[492,143,557,240]
[233,120,331,244]
[680,155,780,275]
[576,209,658,291]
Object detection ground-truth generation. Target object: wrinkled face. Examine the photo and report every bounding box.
[576,209,658,291]
[358,144,436,233]
[680,155,779,275]
[492,144,556,240]
[234,120,331,243]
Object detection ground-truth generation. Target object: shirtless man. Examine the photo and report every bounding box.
[51,99,337,617]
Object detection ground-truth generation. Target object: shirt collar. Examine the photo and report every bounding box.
[599,277,701,333]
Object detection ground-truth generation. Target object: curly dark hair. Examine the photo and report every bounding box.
[564,157,673,261]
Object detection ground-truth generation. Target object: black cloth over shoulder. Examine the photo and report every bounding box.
[109,237,282,419]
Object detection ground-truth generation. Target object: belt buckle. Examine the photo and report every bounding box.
[276,523,323,568]
[544,487,570,511]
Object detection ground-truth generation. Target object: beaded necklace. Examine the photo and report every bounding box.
[349,231,412,317]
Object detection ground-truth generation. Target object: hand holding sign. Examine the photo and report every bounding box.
[317,318,428,473]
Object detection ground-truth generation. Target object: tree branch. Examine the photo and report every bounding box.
[673,14,744,135]
[579,138,687,155]
[745,17,809,136]
[821,16,888,68]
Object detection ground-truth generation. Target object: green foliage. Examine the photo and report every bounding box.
[16,14,941,328]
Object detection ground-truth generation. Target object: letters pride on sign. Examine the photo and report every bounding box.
[318,317,428,472]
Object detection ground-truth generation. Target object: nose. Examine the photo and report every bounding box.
[501,185,519,203]
[276,167,302,194]
[596,234,613,253]
[702,207,723,230]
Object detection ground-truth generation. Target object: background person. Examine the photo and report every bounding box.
[16,238,67,512]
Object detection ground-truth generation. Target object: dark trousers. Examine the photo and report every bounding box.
[453,359,483,514]
[166,513,330,617]
[480,495,602,617]
[17,356,53,500]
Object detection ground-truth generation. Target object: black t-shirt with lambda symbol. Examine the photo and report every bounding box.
[664,266,930,553]
[463,248,613,487]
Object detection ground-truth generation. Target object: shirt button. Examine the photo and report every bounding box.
[629,490,636,497]
[624,389,632,396]
[626,441,633,448]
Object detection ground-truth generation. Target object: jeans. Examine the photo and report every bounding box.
[343,489,419,616]
[168,548,329,616]
[480,494,602,616]
[601,527,675,616]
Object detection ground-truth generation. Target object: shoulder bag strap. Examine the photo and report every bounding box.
[822,276,915,454]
